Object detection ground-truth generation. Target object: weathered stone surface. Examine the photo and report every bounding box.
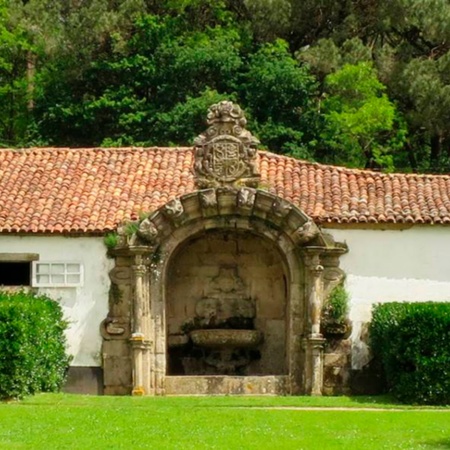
[166,230,288,377]
[324,352,348,367]
[323,365,351,395]
[64,367,103,395]
[102,154,348,396]
[165,375,288,395]
[102,340,130,358]
[104,385,131,396]
[109,266,132,285]
[256,319,286,375]
[103,356,131,387]
[194,101,260,188]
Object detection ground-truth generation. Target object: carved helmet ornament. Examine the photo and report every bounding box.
[194,101,260,188]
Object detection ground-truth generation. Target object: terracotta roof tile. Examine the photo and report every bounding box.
[1,147,450,233]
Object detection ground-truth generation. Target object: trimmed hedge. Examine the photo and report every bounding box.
[0,290,71,399]
[370,302,450,405]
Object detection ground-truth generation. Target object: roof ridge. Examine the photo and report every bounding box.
[260,151,450,179]
[0,146,449,179]
[0,146,194,153]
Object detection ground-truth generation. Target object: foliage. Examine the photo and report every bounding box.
[322,284,350,325]
[1,0,450,172]
[124,220,139,236]
[103,232,118,249]
[370,302,450,405]
[319,63,407,170]
[0,290,71,399]
[242,39,317,155]
[297,0,450,172]
[34,11,316,152]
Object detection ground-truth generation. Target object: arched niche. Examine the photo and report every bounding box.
[166,228,291,377]
[104,188,347,396]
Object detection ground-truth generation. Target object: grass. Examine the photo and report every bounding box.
[0,394,449,449]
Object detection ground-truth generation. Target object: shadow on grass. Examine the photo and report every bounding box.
[422,439,450,449]
[349,394,403,406]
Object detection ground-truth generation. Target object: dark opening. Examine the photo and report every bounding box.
[0,262,31,286]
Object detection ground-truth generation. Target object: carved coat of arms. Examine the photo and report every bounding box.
[194,101,260,188]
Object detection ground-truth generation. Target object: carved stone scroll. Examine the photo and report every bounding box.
[137,218,159,244]
[194,101,260,188]
[293,220,319,245]
[272,197,292,218]
[163,199,184,219]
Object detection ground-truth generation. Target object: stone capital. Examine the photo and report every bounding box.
[132,264,147,277]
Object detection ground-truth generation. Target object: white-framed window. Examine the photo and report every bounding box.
[32,262,84,287]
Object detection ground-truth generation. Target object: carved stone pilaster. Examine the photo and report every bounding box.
[302,250,326,395]
[130,334,152,396]
[132,257,147,337]
[304,252,325,336]
[303,335,326,395]
[321,249,347,298]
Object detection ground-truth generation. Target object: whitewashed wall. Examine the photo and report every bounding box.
[0,236,112,367]
[327,226,450,368]
[3,227,449,372]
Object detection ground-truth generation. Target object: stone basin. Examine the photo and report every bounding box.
[190,329,263,349]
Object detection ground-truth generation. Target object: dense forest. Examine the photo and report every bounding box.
[1,0,449,173]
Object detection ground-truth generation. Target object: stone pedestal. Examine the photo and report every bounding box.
[303,335,326,395]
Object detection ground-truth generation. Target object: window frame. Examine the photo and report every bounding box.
[0,253,38,287]
[32,261,84,288]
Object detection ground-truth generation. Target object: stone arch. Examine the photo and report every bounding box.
[103,188,347,396]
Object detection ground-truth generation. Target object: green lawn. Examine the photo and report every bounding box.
[0,394,449,449]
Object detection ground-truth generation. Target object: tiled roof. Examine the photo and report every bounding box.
[1,147,450,233]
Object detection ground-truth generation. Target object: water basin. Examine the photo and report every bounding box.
[190,329,263,349]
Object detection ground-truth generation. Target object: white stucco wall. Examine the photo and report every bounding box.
[327,225,450,368]
[3,226,449,372]
[0,236,112,367]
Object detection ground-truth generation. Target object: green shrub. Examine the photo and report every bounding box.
[103,232,118,249]
[370,302,450,405]
[0,290,71,399]
[322,284,350,324]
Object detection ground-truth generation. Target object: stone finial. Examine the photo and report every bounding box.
[194,101,260,188]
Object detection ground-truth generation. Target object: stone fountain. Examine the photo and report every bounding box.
[179,266,263,375]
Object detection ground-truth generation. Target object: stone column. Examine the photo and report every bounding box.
[303,250,326,395]
[130,254,151,395]
[309,259,324,336]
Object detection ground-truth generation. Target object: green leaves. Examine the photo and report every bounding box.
[0,290,70,399]
[2,0,450,173]
[242,40,317,154]
[320,63,406,170]
[370,302,450,405]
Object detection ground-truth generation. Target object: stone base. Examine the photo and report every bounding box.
[322,339,352,395]
[165,375,289,395]
[63,366,104,395]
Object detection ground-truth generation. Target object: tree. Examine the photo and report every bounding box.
[319,63,406,170]
[1,0,449,174]
[0,0,34,145]
[296,0,450,172]
[241,39,317,156]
